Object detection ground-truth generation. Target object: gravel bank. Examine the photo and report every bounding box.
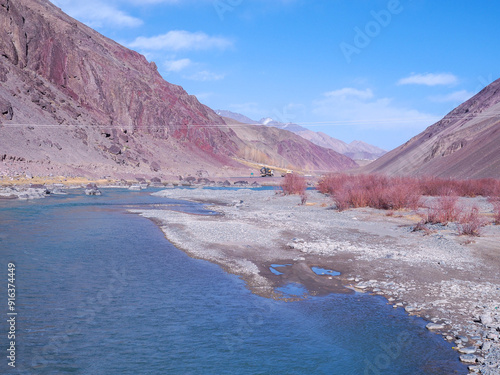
[132,188,500,374]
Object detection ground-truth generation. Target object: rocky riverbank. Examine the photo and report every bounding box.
[0,176,273,200]
[132,188,500,374]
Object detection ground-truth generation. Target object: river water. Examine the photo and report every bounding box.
[0,188,467,374]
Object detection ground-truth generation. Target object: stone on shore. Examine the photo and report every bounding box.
[458,347,477,354]
[426,322,445,330]
[460,354,477,364]
[85,183,102,196]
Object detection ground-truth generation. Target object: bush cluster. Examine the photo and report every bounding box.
[317,174,500,236]
[317,174,421,211]
[281,174,307,196]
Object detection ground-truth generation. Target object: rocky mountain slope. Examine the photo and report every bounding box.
[362,79,500,179]
[219,110,386,161]
[294,130,386,161]
[222,117,357,172]
[0,0,355,179]
[215,110,256,126]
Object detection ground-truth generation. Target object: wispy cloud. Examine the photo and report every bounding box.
[324,88,374,100]
[164,58,193,72]
[312,87,439,130]
[429,90,475,103]
[397,73,458,86]
[51,0,143,28]
[128,31,233,51]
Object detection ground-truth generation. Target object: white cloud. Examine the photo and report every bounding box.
[429,90,475,103]
[312,87,439,130]
[128,31,233,51]
[164,58,193,72]
[185,70,225,81]
[324,88,374,100]
[50,0,143,28]
[397,73,458,86]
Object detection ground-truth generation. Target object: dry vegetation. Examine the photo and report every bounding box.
[317,174,500,236]
[280,173,308,204]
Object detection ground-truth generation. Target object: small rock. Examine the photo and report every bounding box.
[426,323,445,330]
[458,347,476,354]
[481,342,492,351]
[459,354,477,364]
[487,332,499,340]
[85,183,102,196]
[481,314,493,325]
[457,335,469,343]
[0,97,13,120]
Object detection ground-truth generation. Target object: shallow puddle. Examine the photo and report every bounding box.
[269,263,292,276]
[311,267,341,276]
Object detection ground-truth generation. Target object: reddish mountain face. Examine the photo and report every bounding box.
[222,117,358,173]
[362,79,500,179]
[0,0,355,179]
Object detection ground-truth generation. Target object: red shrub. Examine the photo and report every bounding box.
[317,174,499,213]
[458,206,484,236]
[281,173,307,196]
[386,183,421,210]
[333,187,351,211]
[348,185,369,208]
[317,174,345,195]
[433,195,462,224]
[490,198,500,225]
[422,208,439,225]
[418,177,500,198]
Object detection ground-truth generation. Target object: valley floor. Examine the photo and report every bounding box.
[134,188,500,374]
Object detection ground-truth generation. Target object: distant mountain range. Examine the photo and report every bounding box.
[216,110,387,161]
[0,0,356,179]
[362,78,500,179]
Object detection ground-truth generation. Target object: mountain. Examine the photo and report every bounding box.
[220,111,386,161]
[0,0,356,179]
[294,130,386,161]
[215,110,256,125]
[259,118,309,133]
[222,117,357,172]
[362,79,500,179]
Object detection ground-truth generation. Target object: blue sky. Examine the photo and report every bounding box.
[50,0,500,150]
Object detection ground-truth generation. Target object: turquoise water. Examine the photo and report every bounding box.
[0,189,467,374]
[311,267,341,276]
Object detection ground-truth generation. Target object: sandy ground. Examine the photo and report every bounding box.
[131,188,500,374]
